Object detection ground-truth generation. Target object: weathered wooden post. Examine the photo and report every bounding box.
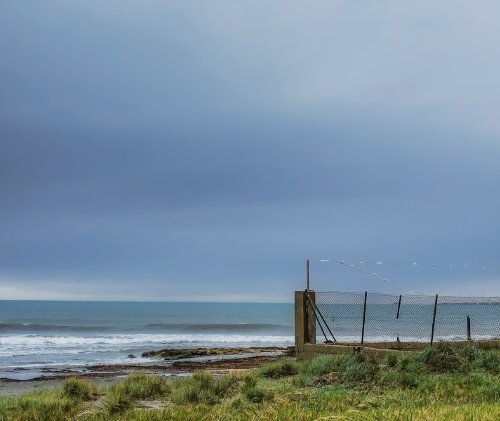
[467,315,471,341]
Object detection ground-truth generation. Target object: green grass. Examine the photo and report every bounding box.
[113,372,171,400]
[0,345,499,420]
[61,376,98,401]
[171,370,239,405]
[0,389,80,421]
[258,359,299,379]
[104,373,171,414]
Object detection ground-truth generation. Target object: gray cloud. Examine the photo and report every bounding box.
[1,1,500,300]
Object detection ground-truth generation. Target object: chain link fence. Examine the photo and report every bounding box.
[314,291,500,345]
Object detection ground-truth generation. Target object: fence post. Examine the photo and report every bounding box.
[295,291,306,355]
[361,291,368,346]
[295,290,316,356]
[306,291,317,345]
[396,294,402,319]
[430,294,438,346]
[467,315,471,341]
[306,259,310,291]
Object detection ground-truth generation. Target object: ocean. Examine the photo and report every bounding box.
[0,301,294,380]
[1,299,498,380]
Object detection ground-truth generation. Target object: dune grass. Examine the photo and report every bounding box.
[104,373,171,415]
[0,389,77,421]
[0,344,498,420]
[61,376,99,401]
[171,371,239,405]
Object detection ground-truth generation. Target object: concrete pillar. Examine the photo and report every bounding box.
[295,290,317,356]
[307,291,317,345]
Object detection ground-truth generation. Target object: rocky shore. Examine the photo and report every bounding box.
[0,346,293,396]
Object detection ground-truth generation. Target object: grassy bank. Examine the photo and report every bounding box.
[1,343,498,420]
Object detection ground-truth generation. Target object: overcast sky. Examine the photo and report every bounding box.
[1,1,500,301]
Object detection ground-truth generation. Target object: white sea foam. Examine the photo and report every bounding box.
[0,333,294,358]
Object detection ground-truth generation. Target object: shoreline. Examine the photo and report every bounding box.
[0,347,293,396]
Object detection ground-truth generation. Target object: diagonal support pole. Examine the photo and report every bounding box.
[306,293,337,343]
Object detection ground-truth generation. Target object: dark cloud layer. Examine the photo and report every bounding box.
[1,1,500,300]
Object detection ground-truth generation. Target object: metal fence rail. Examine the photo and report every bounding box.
[314,291,500,345]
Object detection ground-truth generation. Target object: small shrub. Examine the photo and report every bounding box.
[229,395,245,409]
[0,391,77,421]
[420,344,465,373]
[291,373,310,387]
[400,357,411,371]
[104,389,132,415]
[476,353,500,374]
[376,369,399,385]
[241,376,273,404]
[260,360,298,379]
[459,344,480,362]
[398,372,418,389]
[398,356,425,374]
[117,373,170,400]
[386,354,398,368]
[484,382,500,401]
[243,386,268,403]
[242,375,257,389]
[427,353,462,373]
[103,373,170,415]
[421,343,453,363]
[61,377,97,401]
[300,354,379,383]
[172,371,238,404]
[300,355,351,376]
[343,359,379,382]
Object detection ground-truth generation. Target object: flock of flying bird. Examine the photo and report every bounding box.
[315,258,500,295]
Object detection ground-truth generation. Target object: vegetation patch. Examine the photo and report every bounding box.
[476,352,500,374]
[386,353,398,367]
[300,354,348,376]
[171,371,239,404]
[115,373,170,400]
[240,376,273,403]
[104,387,134,415]
[420,343,476,373]
[61,377,98,401]
[0,390,79,421]
[259,360,298,378]
[1,344,499,420]
[103,372,171,415]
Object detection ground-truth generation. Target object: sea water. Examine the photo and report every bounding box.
[0,301,294,379]
[1,300,498,380]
